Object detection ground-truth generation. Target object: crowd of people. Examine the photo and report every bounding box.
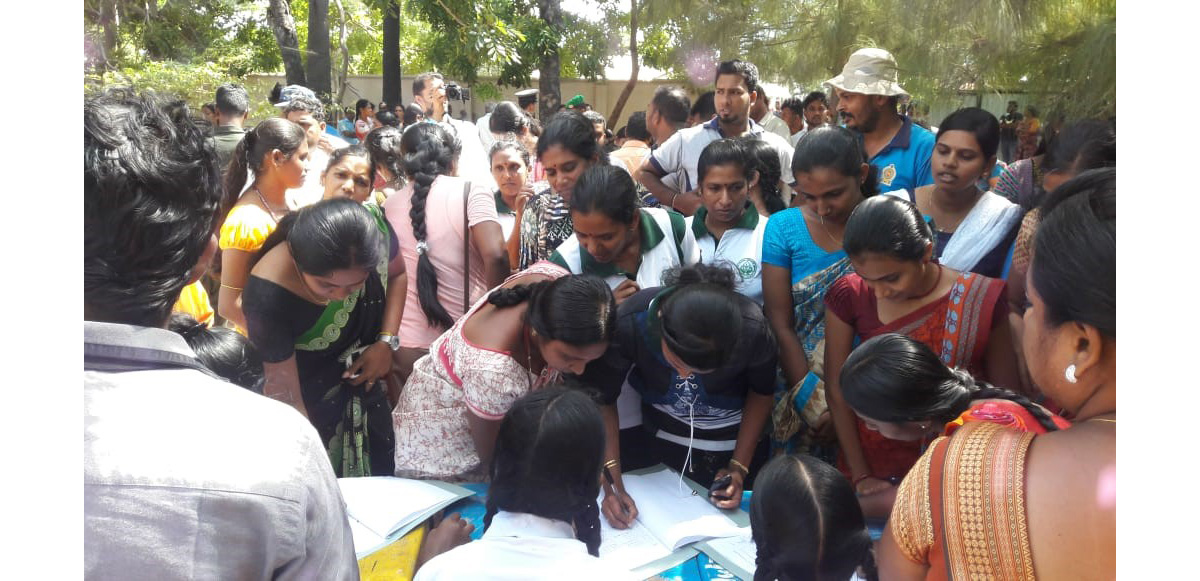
[85,46,1115,580]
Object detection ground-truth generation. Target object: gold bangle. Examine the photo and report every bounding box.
[378,331,395,338]
[220,283,244,291]
[603,459,619,471]
[728,459,749,476]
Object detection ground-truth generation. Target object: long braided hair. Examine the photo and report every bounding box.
[840,333,1062,432]
[484,387,605,555]
[399,122,462,329]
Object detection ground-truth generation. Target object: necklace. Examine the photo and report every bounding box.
[291,255,330,305]
[811,211,842,249]
[1086,417,1117,424]
[521,325,543,389]
[907,263,944,301]
[253,187,285,223]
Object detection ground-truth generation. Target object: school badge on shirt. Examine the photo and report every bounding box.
[880,164,897,186]
[737,258,758,280]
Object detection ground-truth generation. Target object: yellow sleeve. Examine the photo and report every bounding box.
[219,205,277,252]
[173,281,214,326]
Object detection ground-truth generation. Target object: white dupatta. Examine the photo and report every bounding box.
[939,192,1021,272]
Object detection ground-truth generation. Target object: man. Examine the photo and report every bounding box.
[611,111,653,176]
[84,89,357,579]
[801,91,829,134]
[413,71,495,189]
[824,47,935,194]
[280,93,348,209]
[998,100,1023,163]
[636,59,795,216]
[645,86,692,201]
[688,91,716,127]
[779,96,807,146]
[750,85,791,141]
[477,101,497,151]
[515,88,538,117]
[646,85,690,148]
[211,83,250,173]
[583,110,607,147]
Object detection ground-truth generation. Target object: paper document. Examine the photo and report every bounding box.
[597,466,744,572]
[337,476,473,557]
[699,527,757,580]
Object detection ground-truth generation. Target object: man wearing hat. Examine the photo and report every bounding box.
[515,88,538,117]
[824,48,934,194]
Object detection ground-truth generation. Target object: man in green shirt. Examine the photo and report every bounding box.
[211,83,249,174]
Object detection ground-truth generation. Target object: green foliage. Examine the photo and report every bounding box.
[84,60,279,123]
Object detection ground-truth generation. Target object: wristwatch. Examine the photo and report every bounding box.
[377,332,401,351]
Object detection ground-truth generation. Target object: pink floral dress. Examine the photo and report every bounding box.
[392,262,567,482]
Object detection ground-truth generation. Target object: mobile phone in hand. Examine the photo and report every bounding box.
[709,474,733,500]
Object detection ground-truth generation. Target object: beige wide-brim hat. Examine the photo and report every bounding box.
[823,48,909,98]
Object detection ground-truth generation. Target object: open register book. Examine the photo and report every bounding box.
[597,465,749,575]
[337,476,474,558]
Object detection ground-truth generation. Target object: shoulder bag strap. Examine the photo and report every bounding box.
[463,180,472,313]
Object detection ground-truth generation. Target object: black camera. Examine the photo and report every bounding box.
[445,83,470,102]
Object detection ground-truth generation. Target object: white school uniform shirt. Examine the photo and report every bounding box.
[686,205,769,304]
[549,206,701,292]
[415,511,636,581]
[550,206,701,430]
[647,117,796,194]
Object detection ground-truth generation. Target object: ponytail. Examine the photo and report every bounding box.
[399,123,462,330]
[572,499,602,556]
[221,118,306,221]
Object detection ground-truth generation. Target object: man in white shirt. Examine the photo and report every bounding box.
[413,72,496,190]
[751,84,792,142]
[84,89,358,580]
[780,95,806,146]
[280,93,349,209]
[636,59,795,216]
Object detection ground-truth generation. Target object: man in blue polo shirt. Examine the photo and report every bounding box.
[636,59,795,217]
[824,48,934,195]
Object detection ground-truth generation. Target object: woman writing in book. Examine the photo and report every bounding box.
[823,195,1019,519]
[880,169,1115,580]
[415,387,634,580]
[751,453,876,581]
[392,267,616,482]
[576,263,776,528]
[242,198,406,477]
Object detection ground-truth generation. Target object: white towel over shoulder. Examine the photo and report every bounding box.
[939,191,1021,272]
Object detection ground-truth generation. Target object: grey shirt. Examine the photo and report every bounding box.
[84,321,359,580]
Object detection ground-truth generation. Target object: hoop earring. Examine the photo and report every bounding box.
[1064,364,1077,384]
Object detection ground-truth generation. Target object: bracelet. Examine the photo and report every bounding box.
[667,191,678,210]
[378,331,395,338]
[728,459,749,476]
[603,459,620,471]
[220,283,244,291]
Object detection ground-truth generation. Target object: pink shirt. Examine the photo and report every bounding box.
[384,175,500,349]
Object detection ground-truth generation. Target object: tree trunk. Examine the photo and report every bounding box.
[333,0,351,106]
[307,0,333,101]
[382,0,402,106]
[98,0,118,71]
[537,0,563,120]
[608,0,639,128]
[267,0,307,87]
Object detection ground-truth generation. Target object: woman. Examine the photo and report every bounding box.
[686,139,768,303]
[392,267,616,482]
[578,264,775,528]
[354,98,380,142]
[740,137,787,216]
[168,312,264,393]
[841,333,1068,442]
[319,145,378,205]
[382,123,510,386]
[218,118,308,332]
[549,164,700,304]
[242,198,407,477]
[907,107,1021,279]
[1006,121,1115,398]
[1015,104,1041,160]
[365,125,405,194]
[517,110,606,270]
[488,138,549,268]
[760,127,879,455]
[823,195,1019,518]
[751,454,876,581]
[415,388,635,580]
[880,168,1115,580]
